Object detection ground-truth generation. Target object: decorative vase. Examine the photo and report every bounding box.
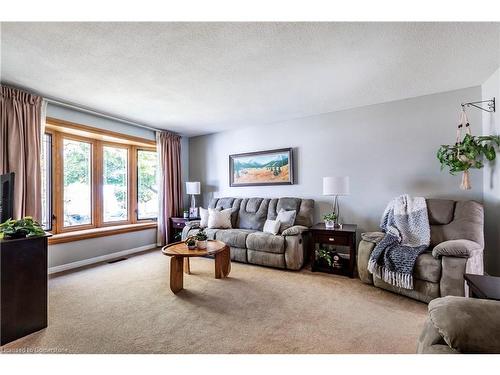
[187,243,196,250]
[196,240,207,249]
[325,220,335,228]
[460,170,472,190]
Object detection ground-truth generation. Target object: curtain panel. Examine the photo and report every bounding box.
[0,85,43,221]
[156,130,183,246]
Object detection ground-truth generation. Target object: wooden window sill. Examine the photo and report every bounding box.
[48,222,157,245]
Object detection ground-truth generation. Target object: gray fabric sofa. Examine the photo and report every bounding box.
[417,296,500,353]
[181,197,314,270]
[357,199,484,303]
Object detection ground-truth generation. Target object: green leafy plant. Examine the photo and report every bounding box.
[174,231,182,241]
[185,237,196,247]
[323,213,337,222]
[437,134,500,190]
[316,248,333,267]
[195,230,208,241]
[437,134,500,174]
[0,217,45,239]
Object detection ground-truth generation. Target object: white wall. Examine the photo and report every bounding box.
[47,104,156,140]
[49,229,157,269]
[189,87,483,236]
[482,67,500,276]
[47,103,190,268]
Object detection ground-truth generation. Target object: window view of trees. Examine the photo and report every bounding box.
[137,150,158,220]
[41,123,158,235]
[63,139,92,227]
[103,146,128,222]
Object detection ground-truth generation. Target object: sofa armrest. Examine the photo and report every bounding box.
[432,239,482,259]
[360,231,385,244]
[357,239,377,284]
[284,235,306,270]
[185,220,201,228]
[181,226,194,241]
[281,225,309,236]
[427,296,500,353]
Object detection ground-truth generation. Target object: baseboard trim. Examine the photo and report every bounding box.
[48,243,158,274]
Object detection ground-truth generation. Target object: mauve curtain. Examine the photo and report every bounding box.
[156,130,183,246]
[0,85,43,221]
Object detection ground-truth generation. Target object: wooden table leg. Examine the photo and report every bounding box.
[214,246,231,279]
[184,257,191,274]
[170,256,184,293]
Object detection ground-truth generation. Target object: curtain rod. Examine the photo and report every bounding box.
[44,97,162,132]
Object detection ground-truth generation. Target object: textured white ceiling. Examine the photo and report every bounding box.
[1,22,499,136]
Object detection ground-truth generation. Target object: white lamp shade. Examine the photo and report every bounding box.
[186,181,201,195]
[323,176,350,196]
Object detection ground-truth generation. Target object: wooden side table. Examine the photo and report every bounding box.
[169,217,200,243]
[162,240,231,294]
[309,223,357,278]
[464,274,500,301]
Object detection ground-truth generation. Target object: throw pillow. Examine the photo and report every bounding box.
[263,219,281,235]
[208,208,232,229]
[276,209,297,233]
[199,207,209,228]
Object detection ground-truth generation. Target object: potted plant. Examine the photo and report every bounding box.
[323,212,337,228]
[437,134,500,190]
[183,210,189,219]
[0,217,45,239]
[195,229,208,249]
[316,248,344,271]
[316,248,333,267]
[185,236,197,250]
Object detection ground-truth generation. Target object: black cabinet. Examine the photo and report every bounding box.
[0,235,49,345]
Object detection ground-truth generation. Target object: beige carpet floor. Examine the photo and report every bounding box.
[2,249,427,354]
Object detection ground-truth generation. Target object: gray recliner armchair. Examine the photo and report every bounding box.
[417,296,500,353]
[357,199,484,303]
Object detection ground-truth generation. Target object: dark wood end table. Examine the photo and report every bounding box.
[464,274,500,301]
[169,217,200,243]
[309,223,357,278]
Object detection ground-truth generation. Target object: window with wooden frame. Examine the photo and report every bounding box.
[43,117,158,243]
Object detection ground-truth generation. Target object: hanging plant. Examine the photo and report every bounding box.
[437,110,500,190]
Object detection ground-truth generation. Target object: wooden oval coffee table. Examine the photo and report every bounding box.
[161,240,231,294]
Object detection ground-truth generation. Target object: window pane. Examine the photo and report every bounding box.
[41,133,52,230]
[63,139,92,227]
[137,150,158,220]
[103,146,128,222]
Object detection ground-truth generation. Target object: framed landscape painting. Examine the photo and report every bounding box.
[229,148,294,187]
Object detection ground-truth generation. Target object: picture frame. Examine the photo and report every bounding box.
[229,147,294,187]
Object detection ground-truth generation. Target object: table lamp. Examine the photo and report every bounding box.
[186,181,201,218]
[323,176,350,228]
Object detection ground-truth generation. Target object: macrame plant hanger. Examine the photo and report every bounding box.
[456,109,472,190]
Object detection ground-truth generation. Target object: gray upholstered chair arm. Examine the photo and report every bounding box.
[357,239,377,284]
[360,231,385,244]
[427,296,500,353]
[181,225,196,241]
[281,225,309,236]
[185,220,201,228]
[432,239,483,259]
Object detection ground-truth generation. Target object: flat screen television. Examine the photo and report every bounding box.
[0,172,15,223]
